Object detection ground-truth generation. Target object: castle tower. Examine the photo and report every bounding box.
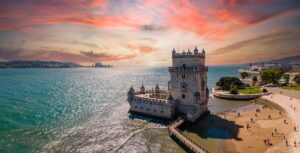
[168,48,209,122]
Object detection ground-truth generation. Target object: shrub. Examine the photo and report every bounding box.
[262,89,268,93]
[229,84,239,94]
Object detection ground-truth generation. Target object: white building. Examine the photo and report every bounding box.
[127,47,209,122]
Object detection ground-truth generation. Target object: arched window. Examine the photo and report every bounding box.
[182,74,185,79]
[182,64,186,69]
[182,94,185,99]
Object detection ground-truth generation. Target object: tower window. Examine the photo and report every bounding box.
[182,74,185,79]
[182,94,185,99]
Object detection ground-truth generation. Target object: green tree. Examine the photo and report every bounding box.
[229,84,239,94]
[294,76,300,85]
[252,76,258,86]
[259,68,284,85]
[241,72,249,79]
[216,77,244,90]
[283,74,290,84]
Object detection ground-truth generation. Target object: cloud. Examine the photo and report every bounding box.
[0,0,149,31]
[214,0,300,26]
[125,44,157,54]
[0,48,136,63]
[206,28,300,65]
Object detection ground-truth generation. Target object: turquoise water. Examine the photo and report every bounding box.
[0,65,250,152]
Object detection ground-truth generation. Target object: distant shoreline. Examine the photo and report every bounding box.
[0,60,113,68]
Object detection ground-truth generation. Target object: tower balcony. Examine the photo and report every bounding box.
[168,66,208,72]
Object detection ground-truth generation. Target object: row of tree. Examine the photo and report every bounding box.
[241,68,300,85]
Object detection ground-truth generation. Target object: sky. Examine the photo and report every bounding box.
[0,0,300,67]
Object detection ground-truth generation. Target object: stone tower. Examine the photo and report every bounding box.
[168,47,209,122]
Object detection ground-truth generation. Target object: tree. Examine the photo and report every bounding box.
[259,68,284,85]
[283,74,290,84]
[216,77,244,90]
[252,76,258,86]
[241,72,249,79]
[229,84,239,94]
[294,76,300,85]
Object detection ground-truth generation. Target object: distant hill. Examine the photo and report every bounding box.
[0,60,81,68]
[251,55,300,66]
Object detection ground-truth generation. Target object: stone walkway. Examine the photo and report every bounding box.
[261,93,300,153]
[168,119,208,153]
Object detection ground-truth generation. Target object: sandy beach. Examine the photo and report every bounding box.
[261,93,300,153]
[183,98,295,153]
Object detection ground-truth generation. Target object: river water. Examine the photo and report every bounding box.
[0,65,252,152]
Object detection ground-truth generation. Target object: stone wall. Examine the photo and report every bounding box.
[129,96,176,119]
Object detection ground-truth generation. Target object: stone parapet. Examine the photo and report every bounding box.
[172,52,205,58]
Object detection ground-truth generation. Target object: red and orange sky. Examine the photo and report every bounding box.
[0,0,300,67]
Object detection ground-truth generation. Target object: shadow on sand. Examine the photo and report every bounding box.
[181,114,243,141]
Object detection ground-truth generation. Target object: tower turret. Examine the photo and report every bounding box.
[172,48,176,56]
[194,46,198,54]
[155,84,160,94]
[127,86,135,102]
[140,83,145,94]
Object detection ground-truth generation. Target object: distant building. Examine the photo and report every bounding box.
[94,62,113,68]
[127,47,209,122]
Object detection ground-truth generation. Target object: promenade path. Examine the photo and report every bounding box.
[265,87,300,100]
[168,119,208,153]
[261,93,300,153]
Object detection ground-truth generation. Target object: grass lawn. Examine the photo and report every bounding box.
[282,85,300,91]
[238,87,262,94]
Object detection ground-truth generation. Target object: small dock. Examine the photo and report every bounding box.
[168,119,209,153]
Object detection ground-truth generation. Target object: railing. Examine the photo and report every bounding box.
[134,89,168,95]
[168,119,209,153]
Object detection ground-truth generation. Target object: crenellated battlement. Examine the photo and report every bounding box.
[172,47,205,58]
